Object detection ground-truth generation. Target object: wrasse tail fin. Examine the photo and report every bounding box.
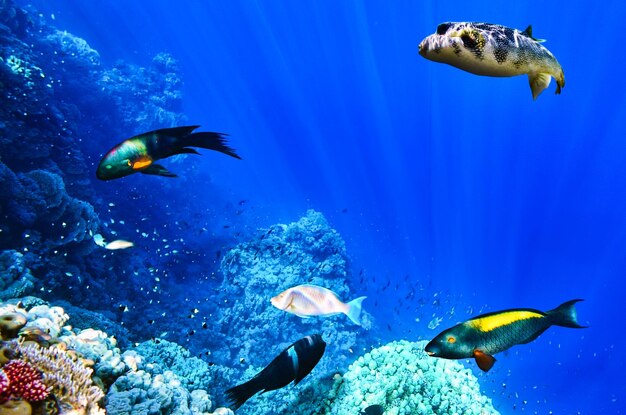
[182,132,242,160]
[547,299,587,328]
[474,350,496,372]
[528,72,552,100]
[225,377,263,410]
[141,164,178,178]
[346,296,367,326]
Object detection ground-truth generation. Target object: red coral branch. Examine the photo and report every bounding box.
[1,360,49,402]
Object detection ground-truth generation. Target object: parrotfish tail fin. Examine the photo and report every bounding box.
[528,72,552,100]
[346,296,367,326]
[225,378,263,410]
[473,350,496,372]
[547,299,587,328]
[182,132,242,160]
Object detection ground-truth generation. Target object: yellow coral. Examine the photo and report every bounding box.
[17,344,104,415]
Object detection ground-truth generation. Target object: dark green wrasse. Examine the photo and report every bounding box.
[425,299,586,372]
[225,334,326,410]
[96,125,240,180]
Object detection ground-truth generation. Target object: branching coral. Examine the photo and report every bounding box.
[18,343,105,415]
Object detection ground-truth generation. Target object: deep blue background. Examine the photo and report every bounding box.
[22,1,626,413]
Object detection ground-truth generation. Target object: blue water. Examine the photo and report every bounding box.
[11,0,626,413]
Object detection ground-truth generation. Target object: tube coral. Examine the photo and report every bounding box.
[18,343,104,415]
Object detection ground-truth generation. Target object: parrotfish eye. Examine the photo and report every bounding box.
[436,23,450,35]
[105,165,112,170]
[447,336,456,343]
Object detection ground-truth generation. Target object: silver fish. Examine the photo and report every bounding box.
[271,284,366,326]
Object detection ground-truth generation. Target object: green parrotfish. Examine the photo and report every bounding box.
[96,125,241,180]
[425,299,586,372]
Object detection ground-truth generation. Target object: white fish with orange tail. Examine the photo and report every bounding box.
[271,284,367,326]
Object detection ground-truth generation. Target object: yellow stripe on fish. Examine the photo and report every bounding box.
[466,310,544,333]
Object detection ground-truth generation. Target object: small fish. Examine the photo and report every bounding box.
[93,234,106,247]
[105,240,134,250]
[419,22,565,99]
[361,404,385,415]
[425,299,586,372]
[225,334,326,410]
[96,125,241,180]
[271,284,367,326]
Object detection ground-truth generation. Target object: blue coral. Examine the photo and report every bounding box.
[0,250,35,299]
[317,340,500,415]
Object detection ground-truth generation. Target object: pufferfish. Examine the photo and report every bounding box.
[419,22,565,100]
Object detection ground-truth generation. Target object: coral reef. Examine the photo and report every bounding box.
[0,300,106,414]
[19,343,105,415]
[106,369,194,415]
[317,340,499,415]
[0,0,189,314]
[105,339,235,415]
[0,359,50,402]
[99,52,184,132]
[60,328,126,387]
[216,210,371,364]
[205,210,375,414]
[0,250,34,300]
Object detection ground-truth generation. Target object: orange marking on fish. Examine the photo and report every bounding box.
[131,156,153,170]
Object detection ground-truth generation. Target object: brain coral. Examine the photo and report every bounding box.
[319,340,500,415]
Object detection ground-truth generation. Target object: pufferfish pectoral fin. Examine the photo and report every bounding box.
[474,349,496,372]
[141,164,178,178]
[529,72,552,100]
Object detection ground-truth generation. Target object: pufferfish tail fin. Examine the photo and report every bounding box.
[547,299,587,328]
[529,72,552,100]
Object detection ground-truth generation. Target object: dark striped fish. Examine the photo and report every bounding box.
[225,334,326,410]
[361,404,385,415]
[425,299,586,371]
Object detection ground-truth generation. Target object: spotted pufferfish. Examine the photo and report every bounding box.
[419,22,565,100]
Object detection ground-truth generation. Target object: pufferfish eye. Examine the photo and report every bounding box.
[447,336,456,343]
[436,23,451,35]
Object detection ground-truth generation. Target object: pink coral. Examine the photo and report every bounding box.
[0,370,9,402]
[1,360,49,402]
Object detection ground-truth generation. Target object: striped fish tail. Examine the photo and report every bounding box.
[547,299,586,328]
